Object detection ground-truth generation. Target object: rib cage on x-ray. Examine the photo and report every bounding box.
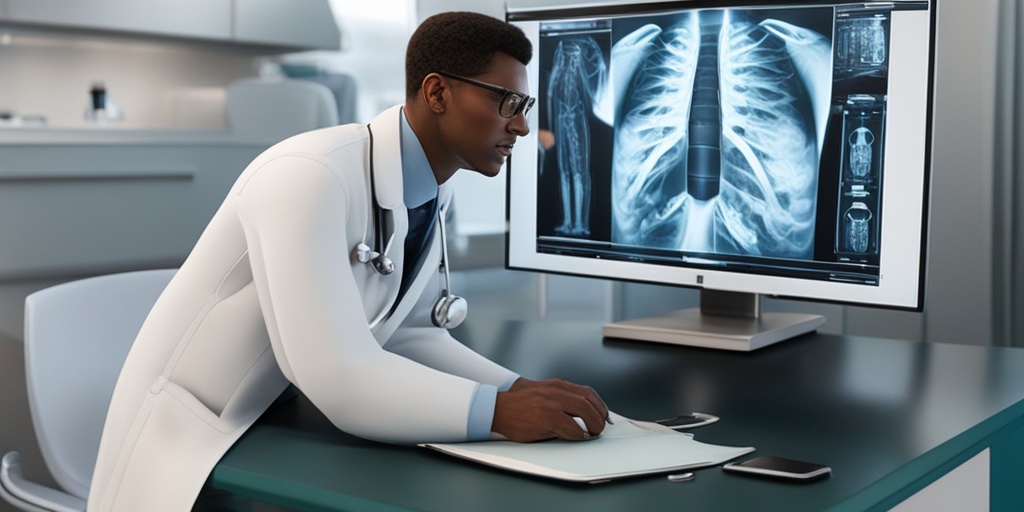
[611,10,831,259]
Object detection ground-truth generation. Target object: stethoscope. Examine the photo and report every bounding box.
[354,124,467,329]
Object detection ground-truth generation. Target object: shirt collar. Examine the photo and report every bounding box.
[399,109,439,209]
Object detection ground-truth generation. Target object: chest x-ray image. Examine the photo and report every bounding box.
[610,8,833,259]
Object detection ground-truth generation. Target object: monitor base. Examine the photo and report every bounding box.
[602,308,826,351]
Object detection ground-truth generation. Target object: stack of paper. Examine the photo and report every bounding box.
[420,412,754,483]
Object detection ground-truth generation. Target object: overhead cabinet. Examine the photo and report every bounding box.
[0,0,340,51]
[233,0,341,50]
[3,0,231,40]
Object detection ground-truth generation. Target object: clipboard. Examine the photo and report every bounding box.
[420,412,754,483]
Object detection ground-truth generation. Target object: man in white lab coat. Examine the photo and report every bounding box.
[87,11,609,511]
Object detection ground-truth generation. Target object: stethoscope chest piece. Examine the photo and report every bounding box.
[432,290,467,329]
[354,242,395,275]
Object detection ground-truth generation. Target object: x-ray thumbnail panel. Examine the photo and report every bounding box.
[536,20,615,242]
[835,9,890,79]
[836,94,886,261]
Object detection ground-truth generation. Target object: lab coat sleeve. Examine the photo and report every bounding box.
[381,208,519,389]
[234,152,484,444]
[384,327,520,439]
[384,326,519,389]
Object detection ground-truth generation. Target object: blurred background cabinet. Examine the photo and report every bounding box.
[0,0,339,50]
[234,0,341,50]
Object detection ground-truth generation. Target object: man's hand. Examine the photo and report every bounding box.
[491,378,610,442]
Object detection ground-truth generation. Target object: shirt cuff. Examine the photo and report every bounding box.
[466,383,497,440]
[498,373,520,392]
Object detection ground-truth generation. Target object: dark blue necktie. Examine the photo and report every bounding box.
[398,196,438,301]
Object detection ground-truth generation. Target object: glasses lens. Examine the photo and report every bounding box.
[500,93,534,118]
[500,94,522,118]
[522,97,536,117]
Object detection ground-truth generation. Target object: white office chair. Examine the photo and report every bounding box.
[226,77,339,142]
[170,86,228,130]
[0,269,177,512]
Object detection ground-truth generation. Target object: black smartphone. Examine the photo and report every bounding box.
[654,412,719,430]
[722,456,831,481]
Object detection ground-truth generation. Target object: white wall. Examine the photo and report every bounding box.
[281,0,412,123]
[416,0,503,20]
[919,0,1000,346]
[891,449,989,512]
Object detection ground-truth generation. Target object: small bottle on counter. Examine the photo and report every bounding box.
[85,81,122,122]
[90,82,107,112]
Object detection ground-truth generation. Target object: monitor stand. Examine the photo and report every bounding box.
[602,290,825,351]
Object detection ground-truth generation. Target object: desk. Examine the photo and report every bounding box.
[210,320,1024,511]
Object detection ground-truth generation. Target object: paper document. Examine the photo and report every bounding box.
[420,412,754,483]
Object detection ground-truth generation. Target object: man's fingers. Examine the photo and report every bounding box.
[570,401,608,436]
[556,416,594,441]
[542,381,611,435]
[558,381,611,421]
[494,377,613,442]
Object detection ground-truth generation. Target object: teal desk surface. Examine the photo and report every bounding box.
[211,320,1024,512]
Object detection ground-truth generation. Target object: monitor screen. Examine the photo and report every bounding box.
[505,0,936,349]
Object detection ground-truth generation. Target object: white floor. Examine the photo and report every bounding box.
[891,449,989,512]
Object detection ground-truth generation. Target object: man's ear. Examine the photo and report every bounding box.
[420,73,447,114]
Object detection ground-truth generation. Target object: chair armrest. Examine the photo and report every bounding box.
[1,452,86,512]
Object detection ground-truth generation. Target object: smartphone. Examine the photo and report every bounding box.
[654,412,719,430]
[722,456,831,481]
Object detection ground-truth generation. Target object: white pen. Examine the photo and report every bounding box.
[667,472,695,482]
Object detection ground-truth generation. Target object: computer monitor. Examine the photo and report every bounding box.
[505,0,936,350]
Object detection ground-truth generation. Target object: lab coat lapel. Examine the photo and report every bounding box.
[373,189,452,342]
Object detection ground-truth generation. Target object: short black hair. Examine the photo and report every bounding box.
[405,11,532,98]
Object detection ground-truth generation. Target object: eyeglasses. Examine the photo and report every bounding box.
[437,71,535,119]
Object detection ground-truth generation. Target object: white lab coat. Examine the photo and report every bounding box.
[86,105,518,511]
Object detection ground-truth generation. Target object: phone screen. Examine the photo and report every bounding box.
[654,413,719,429]
[656,415,705,427]
[736,456,826,473]
[724,456,831,480]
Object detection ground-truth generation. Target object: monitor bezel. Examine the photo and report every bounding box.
[505,0,936,312]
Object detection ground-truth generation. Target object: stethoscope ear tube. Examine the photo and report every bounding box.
[364,124,396,276]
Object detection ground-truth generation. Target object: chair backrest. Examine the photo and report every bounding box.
[170,86,228,129]
[23,269,176,499]
[226,77,339,141]
[287,72,359,125]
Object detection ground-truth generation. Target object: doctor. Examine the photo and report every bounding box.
[87,11,609,511]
